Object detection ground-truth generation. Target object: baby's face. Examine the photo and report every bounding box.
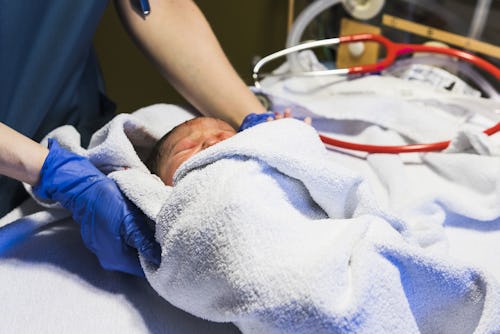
[159,117,236,185]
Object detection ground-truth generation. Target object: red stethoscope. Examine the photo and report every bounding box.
[253,33,500,153]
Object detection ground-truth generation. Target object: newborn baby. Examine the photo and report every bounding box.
[146,111,297,185]
[146,117,236,185]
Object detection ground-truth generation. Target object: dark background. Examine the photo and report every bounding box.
[94,0,499,114]
[94,1,309,114]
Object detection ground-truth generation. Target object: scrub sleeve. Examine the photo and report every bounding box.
[0,1,116,216]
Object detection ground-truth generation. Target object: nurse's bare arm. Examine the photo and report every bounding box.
[0,122,48,185]
[114,0,266,129]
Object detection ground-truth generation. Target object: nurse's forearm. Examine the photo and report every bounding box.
[114,0,265,129]
[0,123,48,185]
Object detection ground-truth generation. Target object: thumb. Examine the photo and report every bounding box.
[121,214,161,267]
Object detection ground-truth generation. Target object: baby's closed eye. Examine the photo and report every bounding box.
[175,139,199,152]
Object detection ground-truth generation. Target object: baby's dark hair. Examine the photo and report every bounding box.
[145,117,201,175]
[145,116,232,176]
[145,127,176,176]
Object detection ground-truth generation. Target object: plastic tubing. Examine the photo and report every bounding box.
[319,121,500,153]
[286,0,385,71]
[468,0,492,40]
[286,0,343,48]
[286,0,343,71]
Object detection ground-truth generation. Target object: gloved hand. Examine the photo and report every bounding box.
[33,139,160,277]
[238,112,276,132]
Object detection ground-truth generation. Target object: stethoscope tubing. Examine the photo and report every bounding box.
[342,34,500,80]
[253,34,500,85]
[254,33,500,153]
[319,121,500,154]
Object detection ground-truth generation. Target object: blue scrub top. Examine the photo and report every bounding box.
[0,1,116,215]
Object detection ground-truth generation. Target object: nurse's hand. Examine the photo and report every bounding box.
[33,139,160,277]
[238,109,310,132]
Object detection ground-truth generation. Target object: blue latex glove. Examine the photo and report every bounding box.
[238,112,276,132]
[33,139,160,276]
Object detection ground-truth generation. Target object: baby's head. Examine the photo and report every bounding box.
[146,117,236,185]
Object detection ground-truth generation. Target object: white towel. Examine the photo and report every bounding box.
[261,67,500,253]
[0,104,241,334]
[264,54,500,148]
[142,119,500,334]
[25,104,195,220]
[13,101,500,333]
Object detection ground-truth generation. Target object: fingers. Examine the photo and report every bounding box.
[140,241,162,267]
[272,108,311,126]
[121,213,161,267]
[238,112,276,131]
[240,109,312,131]
[272,108,291,120]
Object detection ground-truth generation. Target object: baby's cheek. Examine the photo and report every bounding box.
[168,157,191,185]
[156,159,173,185]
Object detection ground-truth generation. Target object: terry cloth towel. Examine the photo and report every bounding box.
[24,104,196,220]
[23,104,499,334]
[142,119,500,334]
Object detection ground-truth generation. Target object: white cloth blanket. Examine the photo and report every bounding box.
[6,92,500,333]
[0,104,240,334]
[139,118,500,334]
